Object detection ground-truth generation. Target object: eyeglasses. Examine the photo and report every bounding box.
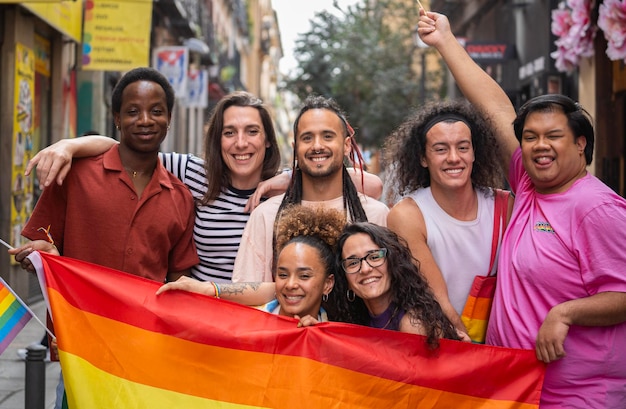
[341,248,387,274]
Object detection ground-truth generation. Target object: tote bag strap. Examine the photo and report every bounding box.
[487,189,510,276]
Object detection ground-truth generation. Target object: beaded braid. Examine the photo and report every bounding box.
[272,169,302,269]
[341,167,367,222]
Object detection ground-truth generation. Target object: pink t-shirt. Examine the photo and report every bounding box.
[487,148,626,408]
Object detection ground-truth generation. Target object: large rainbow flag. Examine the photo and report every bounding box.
[31,252,545,408]
[0,276,32,355]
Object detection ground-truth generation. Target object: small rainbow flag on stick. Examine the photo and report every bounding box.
[30,251,545,408]
[0,276,33,355]
[0,237,52,356]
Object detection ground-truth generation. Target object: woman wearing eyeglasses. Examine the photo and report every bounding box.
[330,222,467,347]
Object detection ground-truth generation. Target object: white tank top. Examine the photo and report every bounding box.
[407,187,495,315]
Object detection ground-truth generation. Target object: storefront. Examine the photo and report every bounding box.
[0,0,81,301]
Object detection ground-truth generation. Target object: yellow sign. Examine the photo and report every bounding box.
[22,0,83,42]
[11,43,36,250]
[0,0,60,2]
[82,0,153,71]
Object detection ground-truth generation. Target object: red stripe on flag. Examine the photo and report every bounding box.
[39,253,545,406]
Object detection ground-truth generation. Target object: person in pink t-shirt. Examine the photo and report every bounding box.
[418,11,626,408]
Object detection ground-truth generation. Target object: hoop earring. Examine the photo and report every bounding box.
[322,293,328,302]
[347,289,355,302]
[294,159,299,169]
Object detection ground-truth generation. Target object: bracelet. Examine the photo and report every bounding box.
[210,282,220,298]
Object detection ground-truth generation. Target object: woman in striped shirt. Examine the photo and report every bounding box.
[161,92,281,282]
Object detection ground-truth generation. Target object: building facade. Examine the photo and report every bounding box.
[1,0,285,301]
[1,1,83,300]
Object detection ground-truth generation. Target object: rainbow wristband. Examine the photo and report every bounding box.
[211,282,220,298]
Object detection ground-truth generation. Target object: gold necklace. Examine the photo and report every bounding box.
[124,167,149,178]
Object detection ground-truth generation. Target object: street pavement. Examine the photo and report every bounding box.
[0,299,60,409]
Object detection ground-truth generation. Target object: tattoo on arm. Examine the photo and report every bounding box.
[220,282,262,296]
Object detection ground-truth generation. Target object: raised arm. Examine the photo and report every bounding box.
[156,276,276,306]
[418,11,519,174]
[27,136,117,187]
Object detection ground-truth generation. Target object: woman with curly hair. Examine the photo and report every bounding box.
[330,222,462,348]
[158,205,346,323]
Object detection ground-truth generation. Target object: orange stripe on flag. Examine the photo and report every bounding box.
[36,253,545,408]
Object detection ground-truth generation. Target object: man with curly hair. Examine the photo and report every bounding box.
[384,99,511,338]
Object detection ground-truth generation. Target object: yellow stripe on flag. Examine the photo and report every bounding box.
[61,352,264,409]
[0,286,14,316]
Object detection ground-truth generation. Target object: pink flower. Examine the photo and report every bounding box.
[598,0,626,62]
[550,0,596,72]
[568,0,592,22]
[551,45,580,72]
[552,8,573,37]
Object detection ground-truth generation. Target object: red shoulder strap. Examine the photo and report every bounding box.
[487,189,510,276]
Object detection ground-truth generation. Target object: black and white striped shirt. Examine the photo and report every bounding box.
[159,153,257,283]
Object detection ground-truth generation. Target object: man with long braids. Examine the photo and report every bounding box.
[233,95,389,283]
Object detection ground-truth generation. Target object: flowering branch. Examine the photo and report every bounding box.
[598,0,626,63]
[550,0,597,72]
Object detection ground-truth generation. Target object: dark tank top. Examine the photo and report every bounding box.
[369,302,406,331]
